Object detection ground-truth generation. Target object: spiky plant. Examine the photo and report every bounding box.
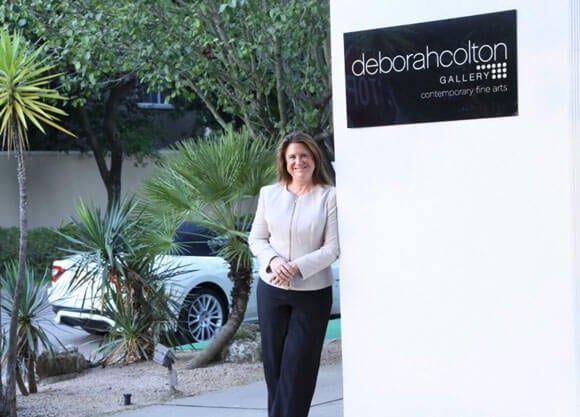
[58,198,181,365]
[0,263,61,395]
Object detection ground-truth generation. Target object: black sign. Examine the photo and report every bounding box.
[344,10,518,128]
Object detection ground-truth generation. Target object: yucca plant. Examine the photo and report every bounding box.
[0,263,61,395]
[58,198,181,365]
[0,30,74,416]
[143,127,277,368]
[93,281,176,366]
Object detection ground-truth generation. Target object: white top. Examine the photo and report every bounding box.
[248,182,340,291]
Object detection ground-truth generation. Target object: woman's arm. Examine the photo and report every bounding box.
[248,187,280,271]
[292,187,340,279]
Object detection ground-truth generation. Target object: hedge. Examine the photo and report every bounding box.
[0,225,78,282]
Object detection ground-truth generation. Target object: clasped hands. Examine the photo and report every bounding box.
[269,256,298,287]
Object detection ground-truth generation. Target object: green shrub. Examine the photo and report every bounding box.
[0,227,19,265]
[0,225,79,282]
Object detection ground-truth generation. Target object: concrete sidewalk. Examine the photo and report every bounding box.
[107,363,343,417]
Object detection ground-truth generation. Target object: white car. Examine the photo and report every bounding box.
[48,234,340,343]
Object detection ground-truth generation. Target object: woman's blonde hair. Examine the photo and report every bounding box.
[276,132,333,186]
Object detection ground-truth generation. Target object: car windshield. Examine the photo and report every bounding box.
[173,223,217,257]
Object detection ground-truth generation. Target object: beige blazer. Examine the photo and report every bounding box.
[248,182,339,291]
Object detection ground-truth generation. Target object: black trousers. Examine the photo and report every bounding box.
[257,279,332,417]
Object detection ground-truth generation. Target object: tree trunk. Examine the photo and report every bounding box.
[26,357,37,394]
[15,369,27,397]
[104,81,132,209]
[6,145,29,417]
[78,78,136,209]
[186,266,253,369]
[127,270,154,360]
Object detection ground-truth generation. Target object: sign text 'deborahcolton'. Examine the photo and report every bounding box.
[343,10,518,128]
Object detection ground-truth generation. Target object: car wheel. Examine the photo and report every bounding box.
[177,287,228,343]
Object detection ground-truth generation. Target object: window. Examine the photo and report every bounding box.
[137,87,174,110]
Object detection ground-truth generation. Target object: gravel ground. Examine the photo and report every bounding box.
[16,338,342,417]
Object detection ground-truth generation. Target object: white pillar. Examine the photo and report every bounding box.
[331,2,580,416]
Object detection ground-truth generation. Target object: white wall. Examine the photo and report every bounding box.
[331,1,579,416]
[0,152,157,228]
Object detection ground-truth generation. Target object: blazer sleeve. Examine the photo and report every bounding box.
[293,187,340,279]
[248,187,279,274]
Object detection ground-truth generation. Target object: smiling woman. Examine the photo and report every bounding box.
[249,131,339,417]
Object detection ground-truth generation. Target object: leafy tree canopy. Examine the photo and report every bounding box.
[0,0,333,203]
[1,0,332,137]
[1,1,138,105]
[138,0,332,142]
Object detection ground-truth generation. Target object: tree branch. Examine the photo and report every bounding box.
[78,106,110,186]
[184,79,229,130]
[272,33,287,128]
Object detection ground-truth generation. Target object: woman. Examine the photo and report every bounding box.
[249,131,339,417]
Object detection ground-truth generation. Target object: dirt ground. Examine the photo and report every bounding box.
[16,338,342,417]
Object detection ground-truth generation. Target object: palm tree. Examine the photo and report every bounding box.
[143,128,276,368]
[0,30,74,416]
